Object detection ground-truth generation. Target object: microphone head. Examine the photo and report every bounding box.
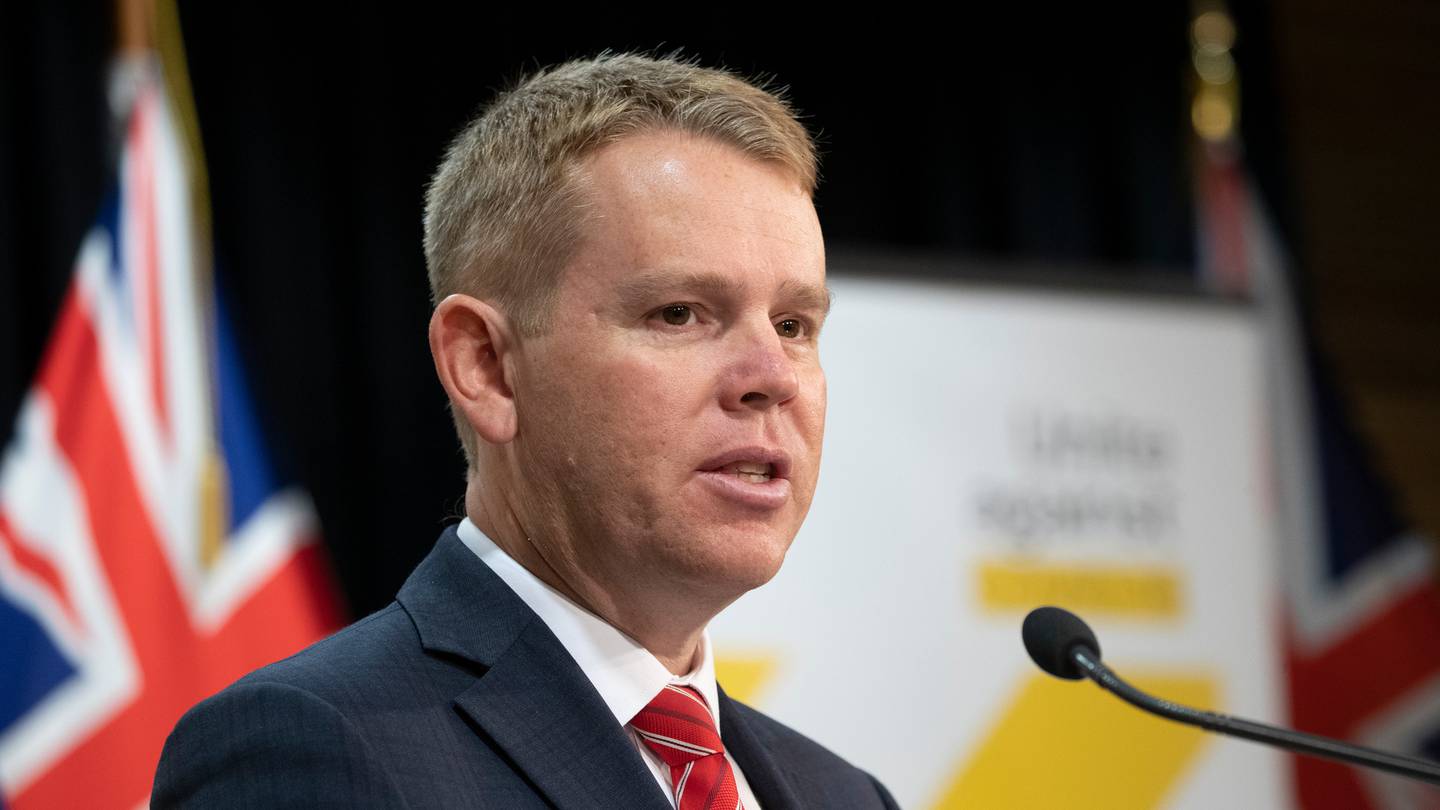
[1022,606,1101,680]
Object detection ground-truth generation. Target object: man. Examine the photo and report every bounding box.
[153,53,898,809]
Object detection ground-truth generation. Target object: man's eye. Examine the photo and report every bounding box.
[775,319,803,338]
[659,305,694,326]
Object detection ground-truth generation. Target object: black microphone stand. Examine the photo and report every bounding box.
[1069,644,1440,786]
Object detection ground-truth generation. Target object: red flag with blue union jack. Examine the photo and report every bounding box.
[1198,137,1440,809]
[0,42,342,810]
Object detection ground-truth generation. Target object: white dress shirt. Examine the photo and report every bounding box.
[456,518,762,809]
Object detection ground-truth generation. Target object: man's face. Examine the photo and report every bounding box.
[506,131,827,605]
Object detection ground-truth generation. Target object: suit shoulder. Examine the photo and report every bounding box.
[153,676,409,808]
[228,602,423,700]
[154,605,436,807]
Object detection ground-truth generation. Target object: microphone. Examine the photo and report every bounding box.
[1022,605,1440,786]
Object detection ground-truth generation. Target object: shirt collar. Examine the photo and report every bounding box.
[455,517,723,730]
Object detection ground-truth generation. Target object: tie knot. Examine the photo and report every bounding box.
[630,684,724,766]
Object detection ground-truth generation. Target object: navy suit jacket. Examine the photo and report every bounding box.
[152,525,899,808]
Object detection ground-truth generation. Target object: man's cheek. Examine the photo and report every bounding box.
[602,356,677,408]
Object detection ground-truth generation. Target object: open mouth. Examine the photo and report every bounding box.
[713,461,776,484]
[698,448,790,483]
[695,449,792,509]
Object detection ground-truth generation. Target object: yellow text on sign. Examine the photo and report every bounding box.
[977,560,1183,618]
[932,671,1218,809]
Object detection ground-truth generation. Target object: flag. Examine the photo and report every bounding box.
[1195,71,1440,810]
[0,28,342,810]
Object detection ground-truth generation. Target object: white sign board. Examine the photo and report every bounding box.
[712,274,1289,809]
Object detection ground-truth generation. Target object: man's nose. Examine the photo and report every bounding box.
[720,321,800,412]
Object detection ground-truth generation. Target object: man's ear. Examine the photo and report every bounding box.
[429,294,518,444]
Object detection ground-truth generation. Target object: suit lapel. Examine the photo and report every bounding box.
[453,621,670,809]
[719,686,805,808]
[397,527,670,810]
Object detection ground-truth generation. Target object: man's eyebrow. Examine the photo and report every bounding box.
[779,278,834,317]
[612,271,735,312]
[613,270,833,316]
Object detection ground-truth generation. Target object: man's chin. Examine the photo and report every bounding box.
[669,528,794,596]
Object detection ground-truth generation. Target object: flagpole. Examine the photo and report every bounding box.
[116,0,152,55]
[113,0,228,566]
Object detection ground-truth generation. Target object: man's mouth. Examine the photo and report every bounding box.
[695,449,793,509]
[697,448,792,483]
[714,461,775,483]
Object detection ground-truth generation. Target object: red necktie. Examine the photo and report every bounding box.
[630,684,745,810]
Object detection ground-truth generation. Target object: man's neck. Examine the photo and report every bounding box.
[468,497,711,676]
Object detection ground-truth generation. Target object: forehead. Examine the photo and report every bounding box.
[563,131,825,293]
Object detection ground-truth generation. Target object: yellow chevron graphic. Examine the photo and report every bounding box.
[931,670,1218,809]
[715,654,779,706]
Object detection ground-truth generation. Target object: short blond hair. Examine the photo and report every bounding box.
[423,52,819,465]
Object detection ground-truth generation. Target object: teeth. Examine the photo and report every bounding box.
[717,461,774,481]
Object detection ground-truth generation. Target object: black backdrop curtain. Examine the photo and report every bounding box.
[2,5,1236,616]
